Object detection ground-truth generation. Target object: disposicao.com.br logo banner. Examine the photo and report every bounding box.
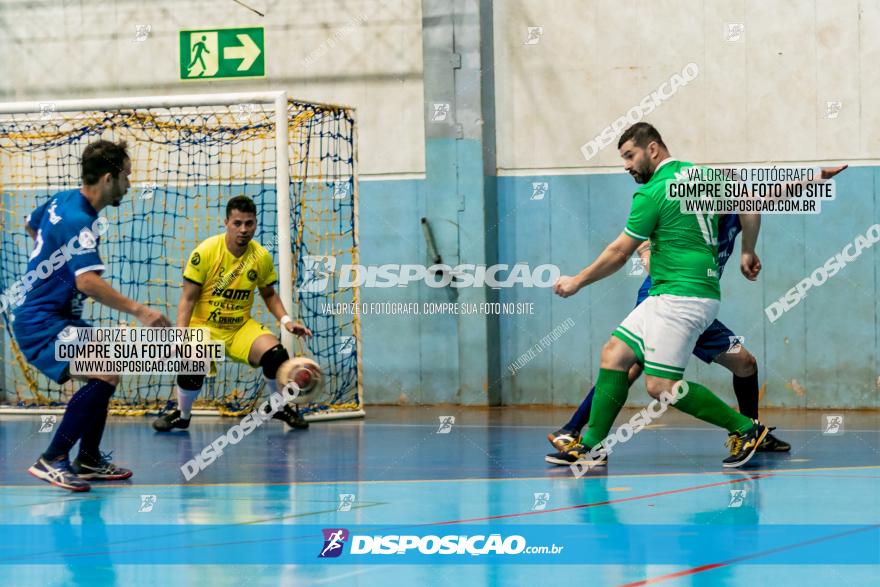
[4,524,877,565]
[317,527,563,559]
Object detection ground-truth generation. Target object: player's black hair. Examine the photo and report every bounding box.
[81,140,129,185]
[618,122,667,150]
[226,195,257,218]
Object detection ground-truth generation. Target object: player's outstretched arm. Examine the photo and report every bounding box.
[820,164,848,180]
[75,271,171,326]
[258,284,312,337]
[554,232,641,298]
[778,165,848,198]
[735,165,845,279]
[176,280,201,328]
[742,164,848,201]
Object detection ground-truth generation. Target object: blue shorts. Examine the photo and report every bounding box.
[12,316,90,384]
[635,283,735,365]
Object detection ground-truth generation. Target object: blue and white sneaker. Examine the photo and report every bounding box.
[72,451,133,481]
[28,456,91,492]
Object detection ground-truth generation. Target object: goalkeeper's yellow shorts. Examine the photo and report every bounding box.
[194,318,274,367]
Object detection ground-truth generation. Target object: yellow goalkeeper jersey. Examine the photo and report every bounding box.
[182,234,278,330]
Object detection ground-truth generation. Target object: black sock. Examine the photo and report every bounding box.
[732,369,759,420]
[43,379,116,462]
[78,393,112,464]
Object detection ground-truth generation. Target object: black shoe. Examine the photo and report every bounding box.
[72,451,133,480]
[547,428,579,451]
[545,443,608,467]
[273,404,309,429]
[28,456,91,492]
[722,421,769,468]
[152,409,191,432]
[757,428,791,452]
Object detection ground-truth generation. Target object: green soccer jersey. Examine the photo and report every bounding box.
[624,159,721,299]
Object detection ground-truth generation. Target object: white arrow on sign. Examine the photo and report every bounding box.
[223,34,261,71]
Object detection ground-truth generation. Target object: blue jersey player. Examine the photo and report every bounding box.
[13,140,171,492]
[545,214,791,464]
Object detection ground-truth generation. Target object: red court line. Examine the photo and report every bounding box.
[427,474,773,525]
[618,524,880,587]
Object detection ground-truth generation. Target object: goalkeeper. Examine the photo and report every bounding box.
[152,196,312,432]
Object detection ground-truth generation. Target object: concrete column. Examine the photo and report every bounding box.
[421,0,499,404]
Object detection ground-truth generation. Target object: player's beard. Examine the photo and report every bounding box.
[109,181,126,207]
[630,159,654,184]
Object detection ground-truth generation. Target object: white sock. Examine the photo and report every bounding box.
[177,386,201,419]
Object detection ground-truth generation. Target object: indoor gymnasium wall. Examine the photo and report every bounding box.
[493,0,880,409]
[0,0,425,176]
[3,1,877,409]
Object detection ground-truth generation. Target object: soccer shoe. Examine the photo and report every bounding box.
[724,432,739,457]
[545,443,608,467]
[28,456,91,492]
[72,452,133,481]
[152,409,191,432]
[272,404,309,429]
[547,428,580,451]
[722,421,769,468]
[757,427,791,452]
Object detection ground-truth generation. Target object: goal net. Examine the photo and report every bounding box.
[0,92,363,420]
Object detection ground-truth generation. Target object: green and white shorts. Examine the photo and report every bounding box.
[612,294,720,380]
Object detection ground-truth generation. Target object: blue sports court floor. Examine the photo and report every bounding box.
[0,406,877,586]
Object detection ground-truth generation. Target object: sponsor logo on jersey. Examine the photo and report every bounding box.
[206,309,244,326]
[191,252,201,266]
[47,200,62,225]
[247,269,258,281]
[211,288,251,301]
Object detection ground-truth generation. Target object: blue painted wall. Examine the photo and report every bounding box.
[359,167,879,409]
[3,169,874,409]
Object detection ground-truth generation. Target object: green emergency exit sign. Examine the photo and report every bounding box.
[179,27,265,80]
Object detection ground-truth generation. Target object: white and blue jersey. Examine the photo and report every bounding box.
[12,189,105,383]
[636,214,742,364]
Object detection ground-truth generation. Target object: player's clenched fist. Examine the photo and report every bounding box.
[553,276,582,298]
[740,252,762,281]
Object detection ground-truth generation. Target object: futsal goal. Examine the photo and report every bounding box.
[0,91,363,421]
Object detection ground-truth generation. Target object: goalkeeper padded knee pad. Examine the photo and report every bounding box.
[260,344,289,380]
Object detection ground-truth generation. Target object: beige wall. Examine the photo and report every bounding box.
[0,0,425,176]
[494,0,870,171]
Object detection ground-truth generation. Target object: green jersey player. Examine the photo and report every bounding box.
[553,122,767,468]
